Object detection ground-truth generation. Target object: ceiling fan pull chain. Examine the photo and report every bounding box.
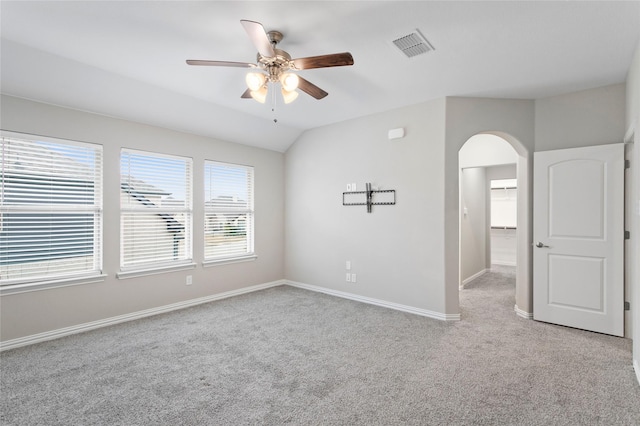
[271,83,278,123]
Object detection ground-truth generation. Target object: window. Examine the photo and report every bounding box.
[490,179,517,228]
[0,133,103,287]
[204,161,254,262]
[120,149,192,273]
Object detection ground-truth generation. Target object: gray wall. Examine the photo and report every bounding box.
[486,164,517,181]
[2,77,634,344]
[627,40,640,132]
[285,99,448,316]
[285,97,537,318]
[288,89,624,319]
[0,95,285,341]
[460,167,487,283]
[535,83,627,151]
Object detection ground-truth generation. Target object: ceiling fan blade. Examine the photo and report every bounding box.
[292,52,354,70]
[297,76,328,99]
[186,60,255,68]
[241,88,252,99]
[240,20,275,58]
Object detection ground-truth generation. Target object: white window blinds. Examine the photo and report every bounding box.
[204,161,254,261]
[0,134,103,285]
[120,149,192,270]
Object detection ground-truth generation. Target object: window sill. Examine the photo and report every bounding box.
[117,262,196,280]
[203,255,257,267]
[0,274,107,296]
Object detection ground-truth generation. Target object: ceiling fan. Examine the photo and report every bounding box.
[187,20,354,104]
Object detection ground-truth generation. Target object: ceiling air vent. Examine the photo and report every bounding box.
[392,30,435,58]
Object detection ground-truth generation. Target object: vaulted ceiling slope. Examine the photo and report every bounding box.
[1,1,639,152]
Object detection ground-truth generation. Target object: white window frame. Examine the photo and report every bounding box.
[0,131,105,294]
[118,149,194,278]
[203,160,255,265]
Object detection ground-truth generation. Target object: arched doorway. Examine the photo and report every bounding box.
[457,132,532,319]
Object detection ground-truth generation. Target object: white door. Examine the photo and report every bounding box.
[533,143,624,336]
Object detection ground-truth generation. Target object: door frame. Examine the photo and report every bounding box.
[624,120,640,385]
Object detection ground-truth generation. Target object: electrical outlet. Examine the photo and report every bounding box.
[352,183,357,191]
[351,273,357,283]
[346,260,351,270]
[186,275,193,285]
[346,273,351,282]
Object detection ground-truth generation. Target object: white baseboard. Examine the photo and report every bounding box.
[634,359,640,387]
[0,280,285,352]
[491,261,517,267]
[286,280,460,321]
[514,304,533,319]
[460,268,488,289]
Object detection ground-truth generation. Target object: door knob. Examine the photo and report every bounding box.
[536,242,550,248]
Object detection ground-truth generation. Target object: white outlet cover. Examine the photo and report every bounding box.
[351,273,357,283]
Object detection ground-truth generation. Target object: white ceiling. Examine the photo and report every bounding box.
[2,1,639,152]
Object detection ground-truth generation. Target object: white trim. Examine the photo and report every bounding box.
[460,268,488,289]
[0,279,285,352]
[286,280,460,321]
[624,119,637,143]
[1,129,100,150]
[491,260,517,267]
[634,359,640,387]
[0,274,107,296]
[116,262,196,279]
[203,255,257,267]
[514,304,533,319]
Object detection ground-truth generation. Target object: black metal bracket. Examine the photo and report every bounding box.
[342,182,396,213]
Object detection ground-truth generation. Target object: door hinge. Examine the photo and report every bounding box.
[625,230,630,240]
[624,301,630,311]
[625,159,630,169]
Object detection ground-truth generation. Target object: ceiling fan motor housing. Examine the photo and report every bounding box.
[257,48,294,82]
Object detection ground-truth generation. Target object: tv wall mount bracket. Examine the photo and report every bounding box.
[342,183,396,213]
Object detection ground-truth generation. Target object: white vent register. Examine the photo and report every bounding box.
[392,30,435,58]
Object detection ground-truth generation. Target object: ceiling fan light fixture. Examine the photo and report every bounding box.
[246,72,266,91]
[188,20,354,104]
[280,73,299,92]
[281,87,299,104]
[250,85,268,103]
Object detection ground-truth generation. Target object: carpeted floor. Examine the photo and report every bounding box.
[1,267,639,425]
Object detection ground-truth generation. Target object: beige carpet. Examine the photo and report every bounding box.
[2,267,639,425]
